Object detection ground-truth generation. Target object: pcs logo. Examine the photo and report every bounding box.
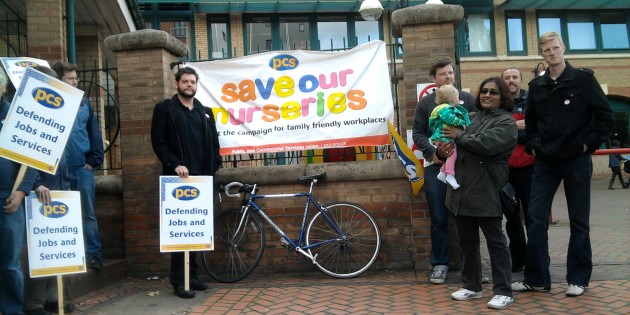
[40,201,69,218]
[32,88,64,109]
[172,186,199,200]
[269,54,299,71]
[15,61,39,67]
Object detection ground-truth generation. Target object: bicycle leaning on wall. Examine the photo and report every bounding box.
[202,172,382,283]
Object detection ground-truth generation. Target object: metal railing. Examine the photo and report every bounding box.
[0,2,27,57]
[77,61,122,172]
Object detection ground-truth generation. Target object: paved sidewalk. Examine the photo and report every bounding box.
[72,180,629,314]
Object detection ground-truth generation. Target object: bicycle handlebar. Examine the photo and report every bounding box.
[222,182,244,198]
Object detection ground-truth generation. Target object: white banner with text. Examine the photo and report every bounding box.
[186,40,394,155]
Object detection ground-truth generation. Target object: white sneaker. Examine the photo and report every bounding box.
[437,171,447,183]
[451,288,482,301]
[566,284,585,296]
[445,174,460,189]
[487,295,513,309]
[429,269,447,284]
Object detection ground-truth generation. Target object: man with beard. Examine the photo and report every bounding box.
[151,67,221,298]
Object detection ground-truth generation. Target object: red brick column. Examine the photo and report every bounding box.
[26,0,65,61]
[392,4,465,271]
[104,29,188,275]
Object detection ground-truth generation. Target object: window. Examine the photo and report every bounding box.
[506,12,526,55]
[536,11,630,53]
[317,17,348,50]
[279,17,310,50]
[355,19,380,45]
[208,16,230,59]
[600,13,630,49]
[537,13,561,37]
[460,13,494,55]
[243,14,380,53]
[246,17,272,54]
[567,13,596,50]
[160,20,191,50]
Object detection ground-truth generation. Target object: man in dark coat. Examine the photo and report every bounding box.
[151,67,221,299]
[512,32,614,297]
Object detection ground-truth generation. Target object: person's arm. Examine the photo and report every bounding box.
[525,86,540,156]
[84,99,104,168]
[453,114,517,157]
[151,100,182,170]
[581,75,614,153]
[412,97,438,162]
[205,107,221,173]
[4,166,38,213]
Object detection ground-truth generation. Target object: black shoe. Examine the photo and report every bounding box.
[44,301,75,314]
[608,187,615,190]
[173,285,196,298]
[511,266,524,272]
[88,256,103,270]
[25,308,52,315]
[190,278,209,291]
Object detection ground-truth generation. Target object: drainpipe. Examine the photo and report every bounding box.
[66,0,76,63]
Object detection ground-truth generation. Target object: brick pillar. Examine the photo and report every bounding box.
[391,4,465,272]
[26,0,65,61]
[104,29,188,276]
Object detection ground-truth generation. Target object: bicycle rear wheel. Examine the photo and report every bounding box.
[202,209,265,283]
[305,202,381,278]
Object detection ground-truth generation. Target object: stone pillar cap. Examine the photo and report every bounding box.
[391,4,464,37]
[104,29,188,57]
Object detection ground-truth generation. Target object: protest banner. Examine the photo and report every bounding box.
[388,121,424,196]
[186,40,394,155]
[0,67,83,174]
[159,176,214,252]
[0,57,50,87]
[25,191,85,277]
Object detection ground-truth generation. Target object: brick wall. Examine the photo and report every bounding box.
[212,173,425,275]
[113,46,180,275]
[26,0,65,61]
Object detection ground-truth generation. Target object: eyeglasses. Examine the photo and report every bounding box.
[62,76,80,83]
[480,89,500,96]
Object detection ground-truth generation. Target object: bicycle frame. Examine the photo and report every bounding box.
[229,179,344,265]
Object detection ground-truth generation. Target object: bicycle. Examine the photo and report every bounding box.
[202,172,381,283]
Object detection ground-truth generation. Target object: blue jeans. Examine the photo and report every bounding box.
[0,202,25,315]
[524,154,593,288]
[69,167,102,258]
[424,165,449,268]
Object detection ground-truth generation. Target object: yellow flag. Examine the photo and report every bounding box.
[388,120,424,196]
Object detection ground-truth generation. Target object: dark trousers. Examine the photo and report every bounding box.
[170,252,199,287]
[506,165,533,269]
[608,166,626,188]
[524,154,593,288]
[455,215,512,296]
[424,165,449,268]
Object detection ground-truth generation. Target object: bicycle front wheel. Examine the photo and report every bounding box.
[202,209,265,283]
[306,202,381,278]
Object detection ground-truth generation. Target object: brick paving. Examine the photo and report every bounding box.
[73,180,629,314]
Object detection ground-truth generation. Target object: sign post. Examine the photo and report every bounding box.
[159,176,214,290]
[25,191,85,315]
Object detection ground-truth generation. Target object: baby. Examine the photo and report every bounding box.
[428,85,470,189]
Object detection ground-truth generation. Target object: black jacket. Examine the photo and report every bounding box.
[525,62,614,162]
[151,95,221,176]
[446,110,517,217]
